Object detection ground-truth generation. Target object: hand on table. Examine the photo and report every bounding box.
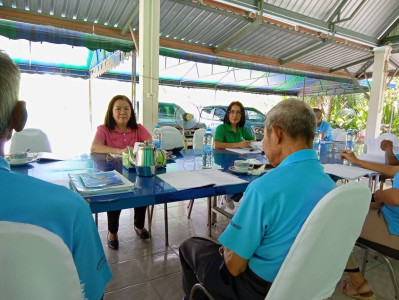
[237,140,251,148]
[340,149,358,164]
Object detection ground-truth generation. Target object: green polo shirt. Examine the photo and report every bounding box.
[214,124,254,143]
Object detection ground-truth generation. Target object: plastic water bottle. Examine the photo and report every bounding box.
[345,129,354,151]
[313,130,321,149]
[202,129,213,169]
[152,126,162,149]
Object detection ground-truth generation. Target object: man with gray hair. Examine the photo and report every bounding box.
[179,98,336,300]
[0,50,112,300]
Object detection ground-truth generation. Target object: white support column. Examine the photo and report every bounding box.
[138,0,160,130]
[365,45,392,138]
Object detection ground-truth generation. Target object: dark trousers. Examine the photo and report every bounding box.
[179,237,271,300]
[107,206,147,234]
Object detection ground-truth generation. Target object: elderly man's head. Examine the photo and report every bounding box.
[0,51,26,154]
[263,99,316,166]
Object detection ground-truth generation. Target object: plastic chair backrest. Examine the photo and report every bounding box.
[332,128,346,141]
[0,221,84,300]
[160,126,184,151]
[365,133,399,156]
[193,128,206,149]
[9,128,52,153]
[265,182,371,300]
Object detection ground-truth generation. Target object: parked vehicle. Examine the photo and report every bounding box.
[136,102,206,143]
[199,105,265,140]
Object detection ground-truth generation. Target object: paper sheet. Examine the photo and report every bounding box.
[157,169,247,190]
[357,153,386,164]
[322,164,378,180]
[226,148,262,154]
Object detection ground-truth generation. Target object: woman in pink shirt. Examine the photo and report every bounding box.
[91,95,152,250]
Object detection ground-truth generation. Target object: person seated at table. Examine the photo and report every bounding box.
[0,50,112,300]
[179,99,336,300]
[213,101,255,210]
[91,95,152,249]
[340,150,399,300]
[380,139,399,165]
[313,108,332,141]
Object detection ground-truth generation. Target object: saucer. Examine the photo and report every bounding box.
[229,166,252,174]
[6,153,38,166]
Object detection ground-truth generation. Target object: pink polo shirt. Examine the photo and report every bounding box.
[94,124,152,149]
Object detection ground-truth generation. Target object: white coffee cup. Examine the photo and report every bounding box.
[234,160,254,171]
[10,152,28,161]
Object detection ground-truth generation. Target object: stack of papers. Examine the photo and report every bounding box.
[323,164,378,180]
[226,148,262,154]
[157,169,247,190]
[69,170,134,196]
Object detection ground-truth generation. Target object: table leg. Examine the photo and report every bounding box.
[164,203,169,247]
[147,206,152,234]
[207,196,212,237]
[95,213,98,227]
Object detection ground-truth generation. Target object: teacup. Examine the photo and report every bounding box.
[10,152,28,161]
[234,160,254,171]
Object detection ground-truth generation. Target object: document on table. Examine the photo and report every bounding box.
[323,164,378,180]
[357,153,385,164]
[157,169,247,190]
[226,148,262,154]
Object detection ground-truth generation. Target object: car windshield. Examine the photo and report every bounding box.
[245,108,265,122]
[159,103,178,117]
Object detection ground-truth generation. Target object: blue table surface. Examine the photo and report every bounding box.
[10,149,269,213]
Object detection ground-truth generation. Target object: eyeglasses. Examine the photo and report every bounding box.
[229,110,242,115]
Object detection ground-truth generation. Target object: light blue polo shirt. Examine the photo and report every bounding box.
[214,123,254,143]
[0,157,112,300]
[317,120,332,141]
[218,149,336,282]
[381,171,399,235]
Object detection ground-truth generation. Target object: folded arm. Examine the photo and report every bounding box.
[341,150,399,178]
[374,188,399,206]
[222,247,248,276]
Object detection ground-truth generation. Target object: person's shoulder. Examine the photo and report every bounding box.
[21,173,87,208]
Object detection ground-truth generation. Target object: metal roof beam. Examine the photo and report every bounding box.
[355,59,374,77]
[121,5,139,36]
[220,0,379,46]
[381,35,399,47]
[280,35,334,65]
[330,0,366,25]
[330,56,373,73]
[327,0,348,23]
[344,67,369,99]
[215,17,261,53]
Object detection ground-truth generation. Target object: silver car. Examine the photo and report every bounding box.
[199,105,265,141]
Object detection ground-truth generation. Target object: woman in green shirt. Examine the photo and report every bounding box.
[214,101,255,209]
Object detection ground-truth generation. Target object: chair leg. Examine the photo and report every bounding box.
[189,283,216,300]
[360,247,369,276]
[187,199,194,219]
[381,255,399,299]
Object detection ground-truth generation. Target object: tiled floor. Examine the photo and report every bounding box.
[99,196,398,300]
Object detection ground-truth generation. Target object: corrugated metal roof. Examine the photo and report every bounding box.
[0,0,397,96]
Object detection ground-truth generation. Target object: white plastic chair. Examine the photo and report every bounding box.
[192,128,206,150]
[365,133,399,156]
[189,182,371,300]
[264,181,370,300]
[332,128,346,141]
[9,128,52,153]
[160,126,184,152]
[0,221,84,300]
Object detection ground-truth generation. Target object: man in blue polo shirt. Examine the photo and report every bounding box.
[0,50,112,300]
[313,108,332,141]
[179,99,336,300]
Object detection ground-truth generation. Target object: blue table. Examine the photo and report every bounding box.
[11,149,268,245]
